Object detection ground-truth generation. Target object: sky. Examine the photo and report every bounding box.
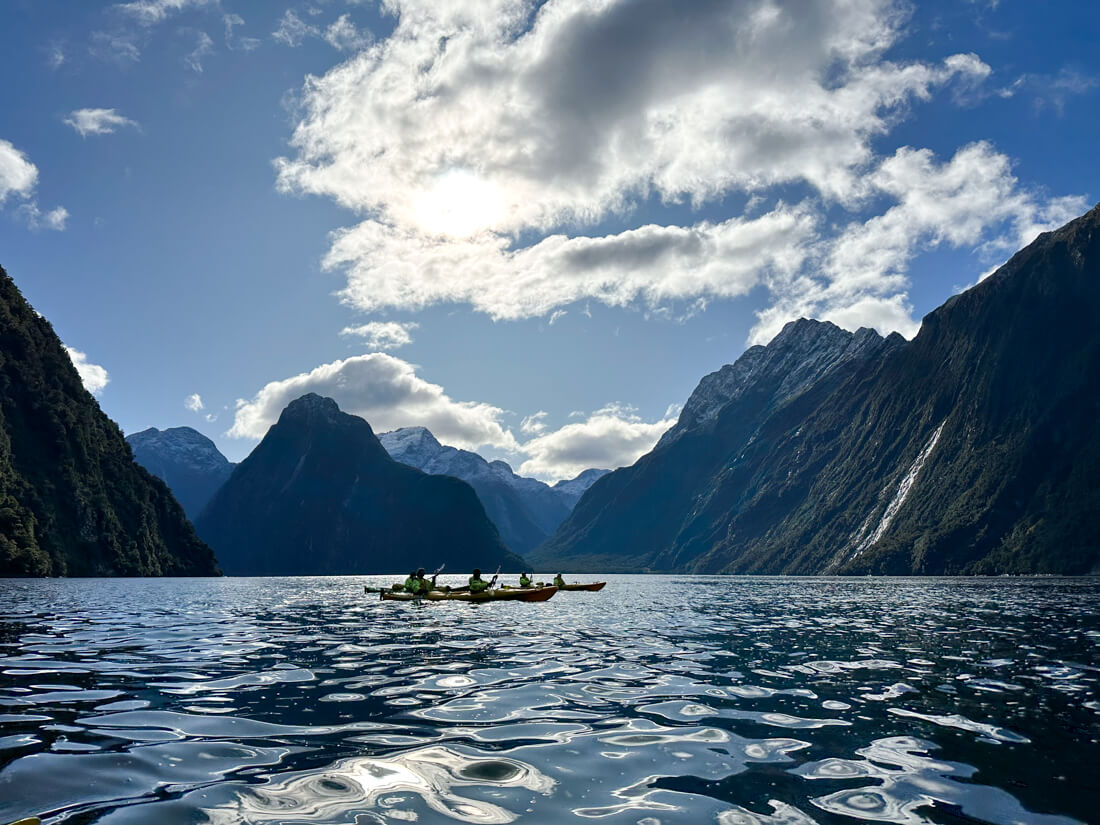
[1,0,1097,482]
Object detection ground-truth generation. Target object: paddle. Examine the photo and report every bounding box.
[487,564,502,591]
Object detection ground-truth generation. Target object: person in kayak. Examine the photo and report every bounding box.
[553,573,566,588]
[519,572,533,588]
[469,569,491,593]
[403,571,419,594]
[415,568,444,594]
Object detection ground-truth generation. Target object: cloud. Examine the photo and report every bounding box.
[327,206,817,320]
[748,142,1091,343]
[21,204,69,231]
[520,411,548,435]
[339,320,418,350]
[65,347,110,395]
[185,31,214,72]
[228,352,518,452]
[0,140,67,231]
[114,0,215,26]
[270,0,1027,339]
[273,10,318,47]
[518,404,676,483]
[224,13,261,51]
[64,108,140,137]
[90,29,142,63]
[185,393,204,411]
[0,140,38,204]
[1001,68,1098,115]
[47,44,67,69]
[324,14,372,51]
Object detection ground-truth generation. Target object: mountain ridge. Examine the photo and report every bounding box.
[196,394,524,575]
[535,203,1100,575]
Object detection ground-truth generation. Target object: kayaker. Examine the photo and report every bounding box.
[553,573,566,588]
[469,568,491,593]
[403,571,419,593]
[414,568,439,594]
[519,572,533,588]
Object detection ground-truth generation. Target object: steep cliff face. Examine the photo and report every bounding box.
[537,203,1100,575]
[531,319,900,572]
[128,427,235,520]
[0,266,218,577]
[196,395,524,575]
[380,426,604,555]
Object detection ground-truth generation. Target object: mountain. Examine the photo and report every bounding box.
[535,204,1100,576]
[379,426,607,556]
[195,395,524,575]
[0,266,218,577]
[127,427,235,520]
[551,468,612,509]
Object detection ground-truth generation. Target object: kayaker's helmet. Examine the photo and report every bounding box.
[473,568,481,577]
[416,568,426,577]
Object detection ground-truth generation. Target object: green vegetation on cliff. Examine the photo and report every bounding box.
[0,265,219,576]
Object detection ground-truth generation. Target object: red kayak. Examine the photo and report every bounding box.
[558,582,606,591]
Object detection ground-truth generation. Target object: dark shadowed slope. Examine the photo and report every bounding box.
[0,265,218,577]
[196,395,524,575]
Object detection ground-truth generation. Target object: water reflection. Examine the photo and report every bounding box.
[0,575,1095,824]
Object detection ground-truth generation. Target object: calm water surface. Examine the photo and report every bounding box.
[0,576,1096,825]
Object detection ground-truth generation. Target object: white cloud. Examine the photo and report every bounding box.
[47,44,67,69]
[273,10,318,47]
[185,393,204,411]
[65,347,110,395]
[0,140,67,231]
[186,31,214,72]
[520,411,548,435]
[90,30,142,63]
[327,206,817,320]
[518,404,676,483]
[114,0,215,26]
[748,142,1091,343]
[269,0,1027,338]
[0,140,38,204]
[64,108,140,137]
[340,320,418,350]
[223,13,262,51]
[324,14,372,51]
[228,352,518,452]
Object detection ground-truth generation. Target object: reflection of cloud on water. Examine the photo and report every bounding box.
[201,746,553,824]
[796,737,1082,825]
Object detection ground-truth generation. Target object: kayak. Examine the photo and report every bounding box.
[558,582,606,591]
[380,586,558,603]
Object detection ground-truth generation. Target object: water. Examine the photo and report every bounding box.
[0,575,1096,825]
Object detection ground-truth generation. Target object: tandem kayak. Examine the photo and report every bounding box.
[380,586,558,603]
[558,582,606,591]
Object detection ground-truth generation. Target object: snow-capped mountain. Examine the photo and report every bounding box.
[379,427,608,555]
[127,426,236,520]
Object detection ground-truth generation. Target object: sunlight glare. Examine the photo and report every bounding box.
[412,169,505,238]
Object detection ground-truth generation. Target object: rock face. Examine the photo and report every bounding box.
[0,265,218,577]
[379,426,607,556]
[195,395,524,575]
[535,204,1100,575]
[127,427,235,520]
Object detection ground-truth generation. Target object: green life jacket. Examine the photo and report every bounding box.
[553,575,565,588]
[520,575,532,587]
[404,576,418,593]
[469,576,489,593]
[416,577,432,594]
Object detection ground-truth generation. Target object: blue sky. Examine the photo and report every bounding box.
[1,0,1096,481]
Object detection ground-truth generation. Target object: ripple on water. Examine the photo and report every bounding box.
[0,575,1095,825]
